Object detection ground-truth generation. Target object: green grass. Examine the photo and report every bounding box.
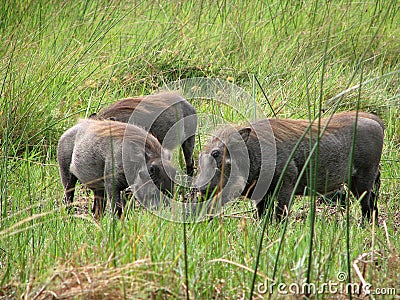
[1,0,399,298]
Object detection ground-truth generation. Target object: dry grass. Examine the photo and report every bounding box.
[23,260,179,300]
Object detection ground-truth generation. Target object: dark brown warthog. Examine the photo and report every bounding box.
[92,91,197,176]
[194,111,384,222]
[57,119,176,218]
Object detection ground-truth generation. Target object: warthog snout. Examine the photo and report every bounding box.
[194,147,233,199]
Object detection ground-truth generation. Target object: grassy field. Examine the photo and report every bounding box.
[1,0,399,299]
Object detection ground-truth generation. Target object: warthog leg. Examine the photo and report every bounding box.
[105,183,124,218]
[350,168,379,222]
[274,162,298,222]
[62,174,78,213]
[182,135,195,176]
[92,189,106,218]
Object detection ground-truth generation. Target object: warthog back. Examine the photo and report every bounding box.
[93,91,197,176]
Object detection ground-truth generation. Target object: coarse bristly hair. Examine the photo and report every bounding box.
[82,119,162,156]
[270,111,384,142]
[96,91,183,118]
[213,111,385,145]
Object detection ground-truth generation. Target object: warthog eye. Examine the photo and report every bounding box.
[211,149,221,158]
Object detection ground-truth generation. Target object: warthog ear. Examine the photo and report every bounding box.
[144,144,154,161]
[238,127,251,143]
[138,169,147,180]
[148,162,160,180]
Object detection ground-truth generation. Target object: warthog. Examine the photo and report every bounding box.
[57,119,176,218]
[91,91,197,176]
[194,111,384,222]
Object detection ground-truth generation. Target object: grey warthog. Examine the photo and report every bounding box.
[57,119,176,218]
[91,91,197,176]
[194,111,384,222]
